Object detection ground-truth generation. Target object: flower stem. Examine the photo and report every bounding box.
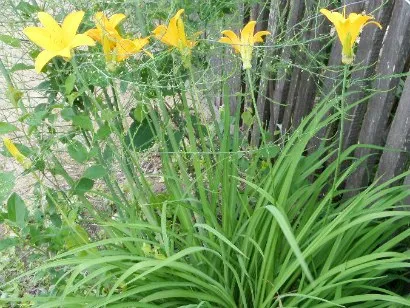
[246,69,266,146]
[330,64,349,205]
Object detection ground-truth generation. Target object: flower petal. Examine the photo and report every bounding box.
[85,28,102,42]
[219,36,239,53]
[166,9,185,47]
[320,9,344,26]
[109,13,126,28]
[23,26,54,50]
[253,30,270,43]
[347,14,378,46]
[94,12,109,32]
[38,12,63,36]
[34,49,57,72]
[62,11,84,40]
[153,25,175,46]
[70,34,96,48]
[115,39,137,61]
[241,21,256,46]
[321,9,348,47]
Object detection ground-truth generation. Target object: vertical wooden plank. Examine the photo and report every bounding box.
[403,172,410,206]
[345,0,410,192]
[282,66,301,131]
[291,2,329,128]
[250,0,286,145]
[376,75,410,185]
[342,0,395,150]
[224,5,244,116]
[269,1,305,133]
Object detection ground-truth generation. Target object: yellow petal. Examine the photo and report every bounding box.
[102,36,113,62]
[95,12,110,32]
[153,25,167,37]
[347,14,376,46]
[241,20,256,46]
[23,26,54,50]
[153,24,175,47]
[115,39,137,61]
[109,13,126,28]
[34,49,58,72]
[85,28,102,42]
[221,30,240,42]
[62,11,84,41]
[176,12,188,47]
[3,138,32,169]
[70,34,96,48]
[321,9,349,48]
[218,36,240,53]
[253,30,270,43]
[166,9,185,47]
[320,9,345,26]
[132,37,150,50]
[38,12,62,36]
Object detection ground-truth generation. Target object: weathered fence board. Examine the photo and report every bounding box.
[345,0,410,192]
[269,1,305,133]
[342,0,395,151]
[376,75,410,185]
[251,0,287,145]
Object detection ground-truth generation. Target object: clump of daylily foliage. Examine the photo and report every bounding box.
[2,4,409,308]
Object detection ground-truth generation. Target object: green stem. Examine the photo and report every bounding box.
[246,69,267,146]
[329,65,349,210]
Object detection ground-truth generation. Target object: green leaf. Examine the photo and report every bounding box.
[73,178,94,195]
[83,165,107,179]
[0,122,18,134]
[65,74,76,95]
[72,115,93,131]
[16,1,40,15]
[0,172,15,204]
[100,110,118,122]
[259,145,281,159]
[96,123,111,140]
[61,107,76,121]
[125,119,155,151]
[132,104,147,123]
[67,140,88,163]
[10,63,34,73]
[0,34,21,48]
[241,109,254,127]
[7,193,28,228]
[0,238,19,251]
[265,205,314,283]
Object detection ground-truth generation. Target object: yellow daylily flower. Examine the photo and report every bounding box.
[113,37,151,62]
[86,12,126,47]
[86,12,150,64]
[86,12,125,61]
[23,11,95,73]
[219,21,270,70]
[320,7,382,64]
[153,9,198,67]
[3,138,32,169]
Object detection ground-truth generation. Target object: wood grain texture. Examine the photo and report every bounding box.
[251,0,286,145]
[342,0,395,150]
[376,75,410,185]
[269,1,305,132]
[345,0,410,192]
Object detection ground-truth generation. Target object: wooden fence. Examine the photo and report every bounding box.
[218,0,410,196]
